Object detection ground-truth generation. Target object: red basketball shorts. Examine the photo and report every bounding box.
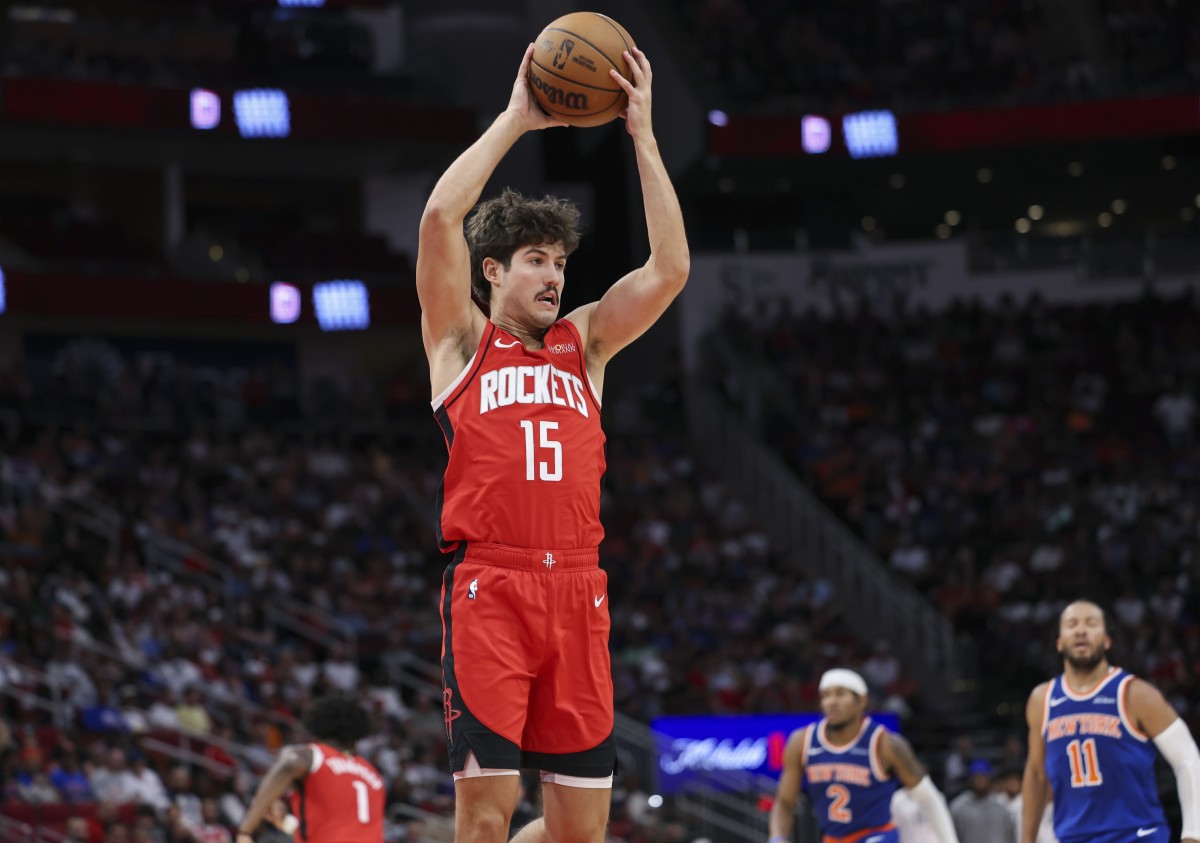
[439,541,616,777]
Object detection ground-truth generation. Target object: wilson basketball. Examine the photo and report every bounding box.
[529,12,636,128]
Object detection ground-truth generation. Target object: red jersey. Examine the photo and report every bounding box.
[289,743,384,843]
[433,320,606,551]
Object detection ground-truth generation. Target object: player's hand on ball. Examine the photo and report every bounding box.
[611,47,653,140]
[509,43,566,131]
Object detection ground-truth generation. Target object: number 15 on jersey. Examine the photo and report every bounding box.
[520,420,562,481]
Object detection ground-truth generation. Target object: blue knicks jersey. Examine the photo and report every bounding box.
[803,717,898,836]
[1042,667,1167,842]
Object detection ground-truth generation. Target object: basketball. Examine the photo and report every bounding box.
[529,12,637,128]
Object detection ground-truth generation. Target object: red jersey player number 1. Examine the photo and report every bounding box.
[235,696,385,843]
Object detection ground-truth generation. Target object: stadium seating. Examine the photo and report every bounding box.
[707,288,1200,735]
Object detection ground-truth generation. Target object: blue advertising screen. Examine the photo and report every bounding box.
[651,713,900,794]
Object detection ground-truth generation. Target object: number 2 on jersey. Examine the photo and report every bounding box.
[351,780,370,823]
[520,420,562,481]
[1066,738,1103,787]
[827,784,852,823]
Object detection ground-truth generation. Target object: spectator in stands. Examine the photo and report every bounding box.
[942,736,974,797]
[165,767,203,831]
[214,781,246,831]
[17,769,62,805]
[65,815,91,843]
[129,807,161,843]
[47,647,98,716]
[146,690,181,731]
[200,726,239,781]
[949,759,1013,843]
[91,747,140,806]
[127,753,169,811]
[194,798,232,843]
[998,761,1060,843]
[51,750,96,803]
[157,652,203,698]
[320,644,359,694]
[175,688,212,735]
[992,766,1021,831]
[863,638,902,696]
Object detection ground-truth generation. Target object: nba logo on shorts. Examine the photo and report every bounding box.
[468,578,478,600]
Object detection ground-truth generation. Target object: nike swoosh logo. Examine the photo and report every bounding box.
[594,595,606,607]
[1048,696,1068,707]
[1137,828,1157,838]
[866,836,885,843]
[494,338,521,349]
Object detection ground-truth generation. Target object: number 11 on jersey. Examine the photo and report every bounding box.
[521,420,562,481]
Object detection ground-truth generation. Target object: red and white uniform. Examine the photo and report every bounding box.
[289,743,384,843]
[433,319,616,775]
[433,319,605,552]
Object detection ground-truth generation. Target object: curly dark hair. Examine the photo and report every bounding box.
[465,188,582,311]
[301,695,372,747]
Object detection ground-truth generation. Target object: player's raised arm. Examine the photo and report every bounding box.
[236,744,311,842]
[880,732,960,843]
[767,728,808,843]
[1126,678,1200,843]
[417,44,564,368]
[1020,683,1051,843]
[568,47,690,372]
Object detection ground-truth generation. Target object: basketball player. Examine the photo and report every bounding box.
[416,39,688,843]
[768,669,960,843]
[1021,600,1200,843]
[235,696,384,843]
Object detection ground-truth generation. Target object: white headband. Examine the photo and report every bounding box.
[819,668,868,697]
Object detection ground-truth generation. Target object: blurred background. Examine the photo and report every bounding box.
[0,0,1199,841]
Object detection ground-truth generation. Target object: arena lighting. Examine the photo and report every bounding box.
[270,282,302,324]
[9,5,75,22]
[842,109,898,159]
[313,280,370,331]
[0,266,6,315]
[707,110,729,127]
[278,0,325,5]
[801,115,831,154]
[189,88,220,130]
[233,89,291,138]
